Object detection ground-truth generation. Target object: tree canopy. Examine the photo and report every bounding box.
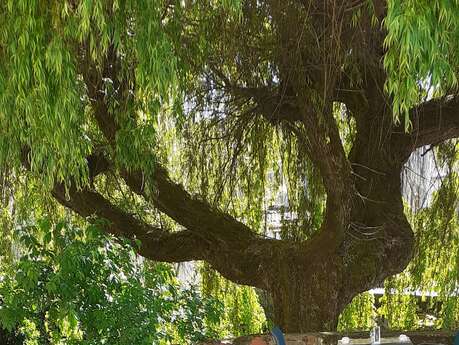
[0,0,458,334]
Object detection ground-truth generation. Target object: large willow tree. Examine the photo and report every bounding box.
[1,0,458,333]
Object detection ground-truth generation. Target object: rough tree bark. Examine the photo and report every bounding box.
[29,0,459,333]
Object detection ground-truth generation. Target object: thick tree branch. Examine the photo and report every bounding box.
[399,96,459,151]
[51,183,208,262]
[233,86,302,124]
[207,66,302,124]
[21,148,208,262]
[121,167,257,246]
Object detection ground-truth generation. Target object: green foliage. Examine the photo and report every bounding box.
[338,292,375,331]
[0,1,90,188]
[0,0,241,188]
[200,264,267,338]
[384,0,459,126]
[333,102,356,157]
[379,278,420,330]
[0,219,223,344]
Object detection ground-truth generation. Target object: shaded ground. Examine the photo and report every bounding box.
[0,328,23,345]
[203,330,456,345]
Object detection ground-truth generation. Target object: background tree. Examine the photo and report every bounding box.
[0,219,224,344]
[1,0,458,333]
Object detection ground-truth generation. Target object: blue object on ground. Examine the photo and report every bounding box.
[271,326,286,345]
[454,331,459,345]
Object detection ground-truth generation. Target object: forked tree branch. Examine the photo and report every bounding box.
[266,1,353,215]
[210,70,352,242]
[52,182,208,262]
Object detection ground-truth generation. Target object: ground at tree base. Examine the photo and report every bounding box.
[201,330,456,345]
